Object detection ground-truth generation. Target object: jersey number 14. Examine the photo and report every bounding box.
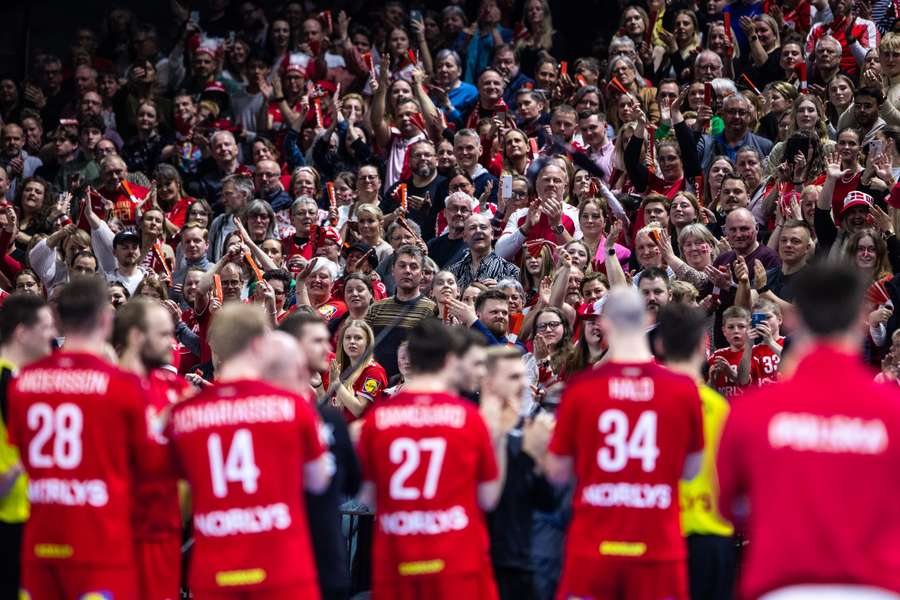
[208,429,261,498]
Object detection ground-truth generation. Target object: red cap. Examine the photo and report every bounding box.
[840,190,873,215]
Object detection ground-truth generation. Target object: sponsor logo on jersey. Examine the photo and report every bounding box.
[29,478,109,507]
[215,568,267,587]
[379,505,469,536]
[398,559,446,576]
[599,540,648,557]
[317,304,338,319]
[194,503,292,537]
[581,482,672,509]
[768,412,889,455]
[34,543,74,559]
[363,378,380,394]
[79,592,113,600]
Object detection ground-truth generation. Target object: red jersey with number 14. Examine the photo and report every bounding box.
[168,379,324,592]
[358,391,498,583]
[549,361,703,561]
[6,352,151,567]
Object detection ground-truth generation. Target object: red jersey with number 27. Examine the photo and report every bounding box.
[168,379,324,592]
[358,391,498,583]
[549,361,704,561]
[6,352,152,567]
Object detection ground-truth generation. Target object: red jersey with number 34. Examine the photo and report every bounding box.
[358,391,498,583]
[168,379,324,591]
[6,352,152,567]
[549,361,704,561]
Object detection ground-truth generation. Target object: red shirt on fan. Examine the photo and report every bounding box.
[358,391,498,584]
[718,346,900,598]
[707,346,761,398]
[344,362,388,423]
[6,352,153,566]
[548,361,703,562]
[168,379,324,592]
[133,369,192,540]
[752,337,784,386]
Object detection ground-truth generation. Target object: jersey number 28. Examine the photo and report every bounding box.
[597,409,659,473]
[28,403,83,469]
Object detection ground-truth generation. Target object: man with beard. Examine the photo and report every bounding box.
[171,223,210,297]
[737,147,768,226]
[428,191,473,268]
[447,288,517,347]
[365,244,437,378]
[578,111,614,183]
[114,297,189,600]
[271,316,361,600]
[449,214,520,290]
[383,140,446,240]
[837,87,887,145]
[91,229,147,295]
[638,267,672,325]
[697,95,773,170]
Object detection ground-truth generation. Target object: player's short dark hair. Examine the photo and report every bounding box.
[111,297,155,353]
[658,303,708,362]
[0,293,47,345]
[639,267,670,288]
[474,289,508,313]
[855,86,885,105]
[278,309,325,340]
[407,318,465,374]
[56,275,109,335]
[794,263,865,336]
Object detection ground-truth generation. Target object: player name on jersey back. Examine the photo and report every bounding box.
[360,392,498,580]
[168,379,323,591]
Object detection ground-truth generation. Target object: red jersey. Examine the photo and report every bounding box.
[718,346,900,598]
[133,369,191,541]
[6,352,152,567]
[344,362,388,422]
[548,361,704,561]
[707,346,761,398]
[316,299,348,323]
[752,337,784,386]
[358,391,498,583]
[168,379,324,592]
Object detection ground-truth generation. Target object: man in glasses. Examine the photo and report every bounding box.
[697,94,773,170]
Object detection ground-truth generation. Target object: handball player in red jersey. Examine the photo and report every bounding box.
[546,286,704,600]
[114,297,192,600]
[168,303,331,599]
[357,319,515,600]
[718,263,900,600]
[7,276,156,598]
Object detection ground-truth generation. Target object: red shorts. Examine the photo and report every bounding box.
[373,568,499,600]
[136,536,182,600]
[192,582,320,600]
[21,562,138,599]
[556,557,689,600]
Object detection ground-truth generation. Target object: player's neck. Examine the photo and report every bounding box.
[606,335,653,363]
[61,334,110,357]
[664,359,702,381]
[0,345,29,369]
[216,358,261,382]
[402,373,450,393]
[119,350,148,378]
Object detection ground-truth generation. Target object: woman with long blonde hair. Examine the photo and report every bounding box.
[329,319,388,422]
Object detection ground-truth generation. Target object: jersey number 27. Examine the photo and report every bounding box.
[389,437,446,500]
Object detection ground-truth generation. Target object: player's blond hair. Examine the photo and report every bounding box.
[209,303,270,363]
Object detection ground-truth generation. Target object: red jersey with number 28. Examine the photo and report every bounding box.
[549,361,704,561]
[168,379,324,592]
[358,391,498,583]
[6,352,151,566]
